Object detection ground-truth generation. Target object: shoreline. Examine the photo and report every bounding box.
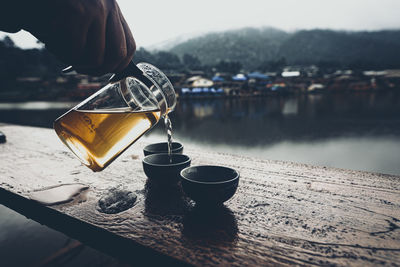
[0,88,398,104]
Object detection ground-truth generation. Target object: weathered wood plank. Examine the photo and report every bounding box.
[0,124,399,266]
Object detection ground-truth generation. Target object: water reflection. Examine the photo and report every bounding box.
[182,205,238,245]
[282,98,298,116]
[163,92,400,146]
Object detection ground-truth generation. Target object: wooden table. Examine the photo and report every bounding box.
[0,124,399,266]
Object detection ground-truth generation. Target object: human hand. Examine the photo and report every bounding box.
[22,0,135,76]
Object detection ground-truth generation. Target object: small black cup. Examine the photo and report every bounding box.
[143,142,183,156]
[180,165,240,205]
[143,153,191,183]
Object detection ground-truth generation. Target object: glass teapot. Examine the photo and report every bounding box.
[54,62,176,172]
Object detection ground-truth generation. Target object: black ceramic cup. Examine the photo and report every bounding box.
[180,165,240,205]
[143,142,183,156]
[142,153,191,183]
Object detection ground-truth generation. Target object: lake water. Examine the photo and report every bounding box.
[1,92,400,174]
[1,91,400,265]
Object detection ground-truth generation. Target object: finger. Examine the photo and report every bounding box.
[114,6,136,73]
[48,4,90,65]
[101,8,127,74]
[75,16,106,70]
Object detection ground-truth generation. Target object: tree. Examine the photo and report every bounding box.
[154,51,182,70]
[182,53,201,69]
[133,47,156,64]
[258,57,287,72]
[215,60,242,74]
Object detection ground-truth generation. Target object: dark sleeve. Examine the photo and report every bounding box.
[0,2,22,33]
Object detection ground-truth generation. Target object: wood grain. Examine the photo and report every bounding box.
[0,124,399,266]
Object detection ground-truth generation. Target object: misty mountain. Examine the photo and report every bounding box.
[280,30,400,69]
[146,32,206,51]
[168,27,400,70]
[169,27,289,70]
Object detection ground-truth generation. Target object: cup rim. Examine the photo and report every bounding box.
[180,165,240,185]
[143,142,183,153]
[143,153,191,167]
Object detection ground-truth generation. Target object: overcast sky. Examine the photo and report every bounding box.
[2,0,400,49]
